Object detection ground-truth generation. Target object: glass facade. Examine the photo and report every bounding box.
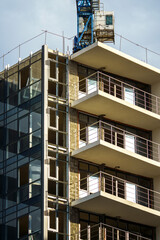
[0,52,42,240]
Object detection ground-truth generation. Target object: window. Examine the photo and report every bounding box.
[6,219,16,240]
[20,67,30,89]
[48,180,56,196]
[87,78,97,94]
[19,116,29,137]
[79,211,100,240]
[30,209,41,233]
[18,161,41,202]
[126,183,136,203]
[6,169,17,194]
[7,73,18,97]
[79,162,99,198]
[124,87,135,104]
[49,210,57,231]
[6,120,18,145]
[29,160,41,198]
[0,80,4,112]
[106,15,113,25]
[29,160,41,183]
[49,56,56,79]
[125,134,135,153]
[6,142,17,159]
[105,216,155,239]
[19,214,28,238]
[30,109,41,133]
[50,109,57,129]
[88,124,98,143]
[19,135,29,153]
[18,209,41,238]
[49,158,56,179]
[31,61,41,83]
[79,113,98,148]
[30,80,41,98]
[19,164,29,202]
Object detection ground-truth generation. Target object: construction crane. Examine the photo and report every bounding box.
[73,0,115,53]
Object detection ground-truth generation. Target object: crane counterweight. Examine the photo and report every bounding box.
[73,0,115,53]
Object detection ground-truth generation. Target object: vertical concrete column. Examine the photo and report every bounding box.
[42,45,49,240]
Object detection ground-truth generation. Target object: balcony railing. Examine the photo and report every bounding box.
[74,171,160,212]
[76,71,160,115]
[78,121,160,163]
[71,223,152,240]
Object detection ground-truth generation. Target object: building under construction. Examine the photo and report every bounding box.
[0,0,160,240]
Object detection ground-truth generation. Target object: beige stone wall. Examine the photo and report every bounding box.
[69,157,79,239]
[70,157,79,202]
[69,61,79,103]
[69,61,79,151]
[70,108,79,152]
[70,207,79,239]
[69,60,80,238]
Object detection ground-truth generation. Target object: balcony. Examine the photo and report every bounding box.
[71,72,160,130]
[72,121,160,177]
[71,172,160,226]
[71,223,152,240]
[71,41,160,85]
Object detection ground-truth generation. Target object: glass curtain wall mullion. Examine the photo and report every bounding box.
[0,52,42,239]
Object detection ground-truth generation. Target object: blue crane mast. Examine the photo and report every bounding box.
[73,0,100,52]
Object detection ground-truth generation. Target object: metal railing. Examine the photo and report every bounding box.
[71,222,152,240]
[78,121,160,162]
[75,171,160,212]
[1,30,160,72]
[76,71,160,115]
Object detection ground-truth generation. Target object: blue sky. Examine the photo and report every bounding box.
[0,0,160,69]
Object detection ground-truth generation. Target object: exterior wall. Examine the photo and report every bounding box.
[70,158,79,202]
[70,208,79,238]
[69,61,79,104]
[70,108,79,152]
[157,226,160,240]
[70,158,79,238]
[152,82,160,98]
[69,60,80,238]
[152,82,160,147]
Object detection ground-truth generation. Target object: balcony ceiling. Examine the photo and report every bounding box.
[71,91,160,131]
[72,140,160,178]
[72,191,160,227]
[71,42,160,85]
